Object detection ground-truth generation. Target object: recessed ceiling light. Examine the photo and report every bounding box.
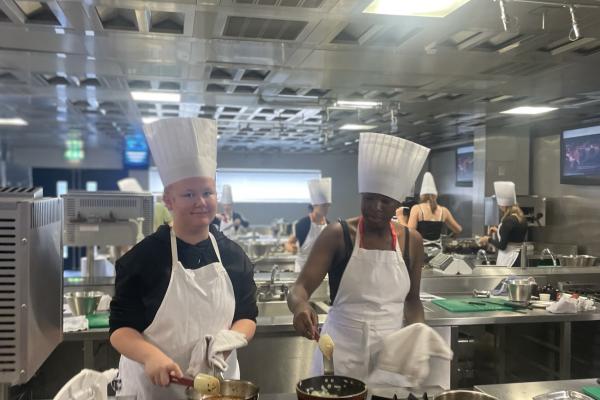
[0,118,28,126]
[142,117,160,124]
[131,91,181,103]
[500,106,558,115]
[363,0,472,17]
[339,124,378,131]
[85,30,95,37]
[57,53,66,58]
[87,55,96,61]
[334,100,381,109]
[55,27,65,34]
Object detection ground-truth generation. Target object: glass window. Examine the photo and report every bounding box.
[85,181,98,192]
[56,180,68,197]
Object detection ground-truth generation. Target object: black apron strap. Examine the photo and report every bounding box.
[403,226,411,270]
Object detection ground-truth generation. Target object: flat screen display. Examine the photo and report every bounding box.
[561,125,600,185]
[123,134,149,169]
[456,145,474,186]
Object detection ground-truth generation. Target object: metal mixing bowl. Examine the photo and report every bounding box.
[186,379,259,400]
[434,390,498,400]
[64,291,103,316]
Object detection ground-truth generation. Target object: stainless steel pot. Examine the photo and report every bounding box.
[434,390,498,400]
[507,279,533,303]
[558,255,598,267]
[185,379,259,400]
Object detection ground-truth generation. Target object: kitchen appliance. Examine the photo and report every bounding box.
[63,191,153,277]
[429,253,473,275]
[296,376,367,400]
[0,187,63,393]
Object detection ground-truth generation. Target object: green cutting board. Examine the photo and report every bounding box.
[582,386,600,400]
[432,298,514,312]
[86,312,109,329]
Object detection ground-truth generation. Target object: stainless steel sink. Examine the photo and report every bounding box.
[257,301,329,317]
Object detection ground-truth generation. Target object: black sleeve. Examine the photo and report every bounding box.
[489,217,518,250]
[295,216,311,246]
[234,212,250,228]
[109,255,146,334]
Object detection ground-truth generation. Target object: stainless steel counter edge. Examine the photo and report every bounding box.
[475,378,599,399]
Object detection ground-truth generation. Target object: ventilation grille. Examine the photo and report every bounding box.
[0,217,17,374]
[31,200,61,229]
[234,0,324,8]
[0,187,42,200]
[79,198,138,209]
[223,16,308,41]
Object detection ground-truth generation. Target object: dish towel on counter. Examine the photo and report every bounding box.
[188,330,248,376]
[63,316,89,332]
[546,294,596,314]
[582,386,600,400]
[369,323,453,387]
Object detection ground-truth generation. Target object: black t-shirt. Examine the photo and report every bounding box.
[294,215,330,246]
[489,215,528,250]
[109,224,258,334]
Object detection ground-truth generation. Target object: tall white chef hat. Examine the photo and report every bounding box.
[308,177,332,205]
[358,132,430,202]
[117,177,143,193]
[494,181,517,207]
[221,184,233,205]
[143,118,217,187]
[420,172,438,196]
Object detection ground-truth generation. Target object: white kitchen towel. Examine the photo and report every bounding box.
[207,330,247,372]
[370,323,453,387]
[546,295,577,314]
[64,316,89,332]
[97,294,112,312]
[187,336,210,377]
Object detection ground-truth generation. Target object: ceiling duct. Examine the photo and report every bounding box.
[96,7,138,31]
[150,11,184,34]
[331,21,373,44]
[223,16,308,41]
[234,0,324,7]
[16,1,60,25]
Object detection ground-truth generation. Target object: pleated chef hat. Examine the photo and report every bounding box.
[143,118,217,186]
[359,132,430,202]
[117,177,143,193]
[494,181,517,207]
[420,172,438,196]
[308,178,332,205]
[221,184,233,205]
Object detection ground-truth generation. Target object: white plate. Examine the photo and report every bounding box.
[531,300,555,309]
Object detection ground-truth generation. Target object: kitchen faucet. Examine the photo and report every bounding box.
[477,249,491,266]
[270,264,280,284]
[541,248,557,267]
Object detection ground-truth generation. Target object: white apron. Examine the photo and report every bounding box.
[294,220,327,273]
[310,219,411,387]
[219,215,235,238]
[117,228,239,400]
[495,222,521,267]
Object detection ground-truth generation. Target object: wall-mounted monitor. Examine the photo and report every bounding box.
[456,145,474,186]
[561,125,600,185]
[123,134,149,169]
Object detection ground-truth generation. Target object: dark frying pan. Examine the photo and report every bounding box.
[296,376,367,400]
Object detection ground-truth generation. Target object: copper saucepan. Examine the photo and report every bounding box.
[185,379,260,400]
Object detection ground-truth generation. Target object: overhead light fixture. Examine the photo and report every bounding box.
[334,100,381,109]
[501,106,558,115]
[54,27,65,34]
[87,55,96,61]
[57,53,66,58]
[85,30,95,37]
[363,0,472,17]
[131,91,181,103]
[142,117,160,124]
[339,124,377,131]
[489,95,513,103]
[496,0,509,31]
[568,5,581,41]
[0,118,28,126]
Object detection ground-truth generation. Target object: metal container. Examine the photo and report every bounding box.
[558,255,578,267]
[296,376,367,400]
[186,379,259,400]
[576,255,597,267]
[507,279,533,303]
[65,291,103,316]
[434,390,498,400]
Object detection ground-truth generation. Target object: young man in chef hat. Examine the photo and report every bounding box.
[288,132,432,386]
[213,184,250,237]
[110,118,258,400]
[286,177,333,272]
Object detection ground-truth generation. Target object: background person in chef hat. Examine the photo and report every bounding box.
[212,184,250,236]
[288,132,429,385]
[117,177,173,232]
[285,177,332,272]
[478,181,527,267]
[405,172,463,259]
[110,118,258,400]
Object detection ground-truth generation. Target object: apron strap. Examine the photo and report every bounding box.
[169,227,179,269]
[208,232,223,264]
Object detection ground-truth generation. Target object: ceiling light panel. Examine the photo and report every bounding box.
[363,0,472,18]
[0,118,28,126]
[500,106,558,115]
[339,124,377,130]
[131,91,180,103]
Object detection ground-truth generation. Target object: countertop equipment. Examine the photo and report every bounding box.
[429,253,474,275]
[63,191,153,277]
[558,282,600,302]
[0,187,63,396]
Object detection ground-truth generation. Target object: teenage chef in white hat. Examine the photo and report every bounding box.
[117,177,173,232]
[287,132,429,386]
[478,181,528,267]
[212,185,249,237]
[110,118,258,399]
[405,172,462,258]
[285,178,332,272]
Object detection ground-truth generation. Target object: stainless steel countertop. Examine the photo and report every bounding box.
[475,378,599,399]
